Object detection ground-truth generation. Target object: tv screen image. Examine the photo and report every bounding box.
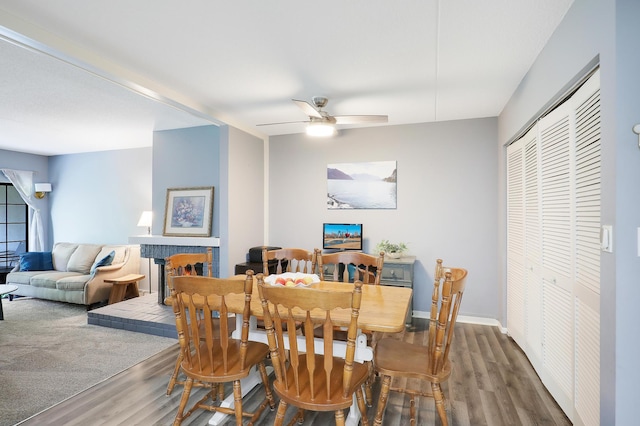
[323,223,363,250]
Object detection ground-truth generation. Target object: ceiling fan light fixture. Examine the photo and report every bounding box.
[306,121,336,137]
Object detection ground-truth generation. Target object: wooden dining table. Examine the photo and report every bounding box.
[203,275,413,426]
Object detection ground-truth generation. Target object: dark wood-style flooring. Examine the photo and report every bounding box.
[19,320,571,425]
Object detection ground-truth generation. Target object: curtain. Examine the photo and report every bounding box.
[1,169,45,251]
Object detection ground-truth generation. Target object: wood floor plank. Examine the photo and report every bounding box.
[483,358,523,425]
[19,319,571,426]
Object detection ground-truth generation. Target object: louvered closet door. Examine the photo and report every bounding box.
[506,139,526,347]
[572,70,600,426]
[505,69,600,425]
[538,100,575,414]
[506,126,543,353]
[523,127,543,362]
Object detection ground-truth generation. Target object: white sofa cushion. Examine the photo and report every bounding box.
[52,243,79,272]
[67,244,103,274]
[4,271,42,285]
[96,245,127,265]
[56,275,92,291]
[30,272,82,289]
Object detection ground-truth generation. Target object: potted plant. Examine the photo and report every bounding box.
[375,240,408,259]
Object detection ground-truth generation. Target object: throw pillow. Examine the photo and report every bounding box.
[90,250,115,275]
[19,252,54,271]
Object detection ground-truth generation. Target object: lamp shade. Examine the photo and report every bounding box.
[137,211,153,227]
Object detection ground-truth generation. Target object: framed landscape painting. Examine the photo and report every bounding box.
[163,187,214,237]
[327,161,397,209]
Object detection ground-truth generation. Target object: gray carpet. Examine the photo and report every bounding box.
[0,297,177,426]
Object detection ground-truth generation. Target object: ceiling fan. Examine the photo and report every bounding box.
[257,96,388,137]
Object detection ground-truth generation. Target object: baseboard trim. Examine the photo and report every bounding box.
[412,311,507,334]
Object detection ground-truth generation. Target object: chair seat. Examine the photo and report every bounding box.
[375,338,451,383]
[274,354,370,411]
[182,340,271,382]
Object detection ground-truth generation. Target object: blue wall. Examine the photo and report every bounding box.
[48,147,151,245]
[152,125,221,236]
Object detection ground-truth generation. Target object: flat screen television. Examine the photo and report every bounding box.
[322,223,363,251]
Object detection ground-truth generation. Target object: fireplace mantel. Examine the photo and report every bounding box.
[128,235,221,303]
[128,235,220,247]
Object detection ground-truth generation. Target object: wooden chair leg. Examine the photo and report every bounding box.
[173,377,194,426]
[257,361,276,410]
[233,380,243,426]
[167,351,183,395]
[274,400,288,426]
[355,387,370,426]
[334,408,346,426]
[373,374,391,426]
[410,396,416,426]
[432,382,448,426]
[291,409,304,425]
[364,362,375,406]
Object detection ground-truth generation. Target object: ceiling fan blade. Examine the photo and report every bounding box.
[292,99,322,118]
[256,120,309,126]
[334,115,388,124]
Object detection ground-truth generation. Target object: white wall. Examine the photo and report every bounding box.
[268,118,499,320]
[219,126,266,277]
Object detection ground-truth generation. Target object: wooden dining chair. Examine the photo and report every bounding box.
[316,249,385,405]
[262,247,317,275]
[170,272,275,426]
[257,274,370,426]
[317,250,384,285]
[165,248,214,395]
[373,261,468,426]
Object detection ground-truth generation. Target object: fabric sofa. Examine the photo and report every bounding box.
[6,242,141,306]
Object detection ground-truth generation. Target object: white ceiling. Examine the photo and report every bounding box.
[0,1,574,156]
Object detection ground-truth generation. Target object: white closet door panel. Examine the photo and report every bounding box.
[542,277,574,413]
[508,257,526,346]
[524,127,541,265]
[574,72,601,296]
[574,298,600,426]
[539,103,574,292]
[573,70,601,426]
[507,141,525,258]
[523,126,543,356]
[539,98,575,417]
[526,267,543,360]
[507,140,526,343]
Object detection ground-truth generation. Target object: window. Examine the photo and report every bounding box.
[0,183,28,270]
